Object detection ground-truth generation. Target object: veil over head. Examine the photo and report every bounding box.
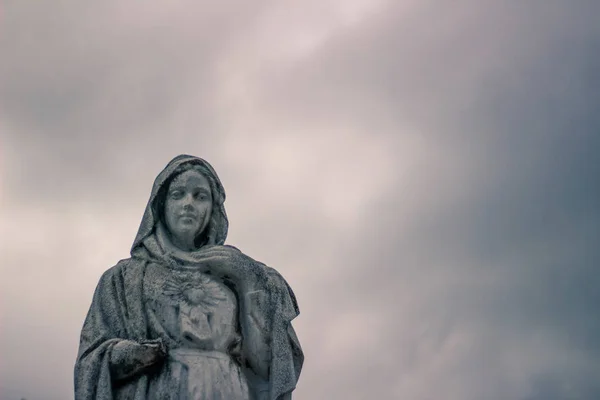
[130,154,229,257]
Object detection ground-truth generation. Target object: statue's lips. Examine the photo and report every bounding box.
[179,214,198,221]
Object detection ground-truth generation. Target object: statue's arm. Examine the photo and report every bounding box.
[76,264,166,388]
[242,270,303,382]
[109,339,166,383]
[243,289,273,379]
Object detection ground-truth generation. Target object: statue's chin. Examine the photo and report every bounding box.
[167,232,198,251]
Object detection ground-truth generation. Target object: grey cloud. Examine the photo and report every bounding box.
[246,1,600,398]
[1,0,274,202]
[1,1,600,399]
[258,0,600,137]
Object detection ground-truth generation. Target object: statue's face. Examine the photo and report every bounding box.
[164,169,213,247]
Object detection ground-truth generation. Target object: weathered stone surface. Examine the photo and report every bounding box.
[75,155,303,400]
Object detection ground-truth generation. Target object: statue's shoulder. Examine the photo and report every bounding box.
[260,264,300,317]
[109,257,143,272]
[98,257,146,283]
[265,265,289,286]
[257,263,298,300]
[253,262,289,288]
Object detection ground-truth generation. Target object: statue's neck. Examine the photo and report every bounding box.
[169,234,196,252]
[156,223,198,252]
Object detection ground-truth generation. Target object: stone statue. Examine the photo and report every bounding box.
[74,155,303,400]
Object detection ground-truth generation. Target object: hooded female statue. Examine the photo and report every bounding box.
[74,155,303,400]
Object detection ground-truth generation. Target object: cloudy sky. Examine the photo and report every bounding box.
[1,1,599,399]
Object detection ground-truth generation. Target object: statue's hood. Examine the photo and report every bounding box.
[130,154,228,257]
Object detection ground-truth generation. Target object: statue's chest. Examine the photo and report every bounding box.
[143,264,239,349]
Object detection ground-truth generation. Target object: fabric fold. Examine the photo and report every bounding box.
[74,155,303,400]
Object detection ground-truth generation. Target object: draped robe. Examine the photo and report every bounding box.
[74,155,303,400]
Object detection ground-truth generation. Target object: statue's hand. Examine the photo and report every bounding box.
[195,245,260,288]
[109,339,167,382]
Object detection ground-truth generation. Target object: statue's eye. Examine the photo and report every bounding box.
[194,191,209,201]
[170,190,184,199]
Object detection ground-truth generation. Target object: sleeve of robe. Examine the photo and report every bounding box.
[74,260,149,400]
[264,268,304,400]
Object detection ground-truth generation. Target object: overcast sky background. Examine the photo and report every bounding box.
[1,1,599,399]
